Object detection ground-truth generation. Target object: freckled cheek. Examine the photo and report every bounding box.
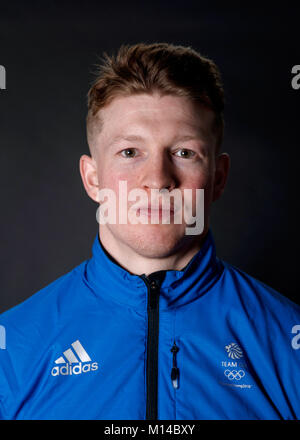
[98,167,135,191]
[183,173,211,190]
[183,174,214,213]
[96,154,120,180]
[97,171,143,218]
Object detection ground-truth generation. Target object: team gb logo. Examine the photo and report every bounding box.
[225,343,243,359]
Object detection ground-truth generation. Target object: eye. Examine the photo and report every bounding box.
[174,148,195,159]
[120,148,138,158]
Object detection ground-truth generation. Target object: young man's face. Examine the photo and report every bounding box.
[81,92,229,259]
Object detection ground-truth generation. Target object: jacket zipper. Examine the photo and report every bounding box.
[141,275,160,421]
[171,340,179,389]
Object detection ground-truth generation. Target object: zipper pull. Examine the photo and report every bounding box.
[170,340,179,389]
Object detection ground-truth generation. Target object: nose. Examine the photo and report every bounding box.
[140,151,178,191]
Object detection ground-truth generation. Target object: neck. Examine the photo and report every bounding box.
[98,225,208,276]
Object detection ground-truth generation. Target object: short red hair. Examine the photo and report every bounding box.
[86,42,225,154]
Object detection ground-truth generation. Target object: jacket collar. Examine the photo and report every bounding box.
[84,229,223,311]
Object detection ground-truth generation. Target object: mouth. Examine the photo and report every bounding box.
[136,205,176,220]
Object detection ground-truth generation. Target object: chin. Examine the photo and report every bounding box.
[117,223,189,258]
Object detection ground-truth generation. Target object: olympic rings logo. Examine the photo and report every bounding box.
[224,369,245,380]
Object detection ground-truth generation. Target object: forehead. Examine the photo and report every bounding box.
[96,93,216,143]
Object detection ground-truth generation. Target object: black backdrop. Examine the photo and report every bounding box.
[0,1,299,313]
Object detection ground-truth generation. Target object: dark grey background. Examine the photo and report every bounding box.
[0,1,299,313]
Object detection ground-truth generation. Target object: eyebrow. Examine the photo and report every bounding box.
[108,134,205,147]
[109,135,145,145]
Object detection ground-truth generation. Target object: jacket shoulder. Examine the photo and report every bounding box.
[221,259,300,318]
[0,261,89,419]
[0,261,87,328]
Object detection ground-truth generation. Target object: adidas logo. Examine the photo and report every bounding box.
[51,340,98,376]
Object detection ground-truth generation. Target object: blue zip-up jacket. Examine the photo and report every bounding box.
[0,230,300,420]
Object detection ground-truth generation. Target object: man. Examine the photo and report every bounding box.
[0,43,299,420]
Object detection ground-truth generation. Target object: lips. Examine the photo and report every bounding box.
[139,206,174,214]
[134,205,177,222]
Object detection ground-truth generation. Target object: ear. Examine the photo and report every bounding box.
[79,154,100,203]
[212,152,230,202]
